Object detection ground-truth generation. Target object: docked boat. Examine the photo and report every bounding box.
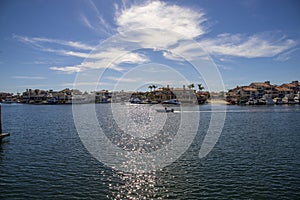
[274,97,284,105]
[162,99,181,105]
[282,94,296,104]
[47,97,58,104]
[130,97,141,104]
[262,94,274,105]
[150,100,158,104]
[294,93,300,104]
[246,98,265,105]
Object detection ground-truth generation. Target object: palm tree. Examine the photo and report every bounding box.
[148,85,153,92]
[152,85,157,91]
[188,83,194,89]
[197,84,204,91]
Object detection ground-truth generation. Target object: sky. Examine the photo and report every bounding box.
[0,0,299,93]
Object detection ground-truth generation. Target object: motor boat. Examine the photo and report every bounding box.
[162,99,181,105]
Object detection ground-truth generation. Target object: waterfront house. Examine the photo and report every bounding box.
[95,90,112,103]
[171,85,197,103]
[238,86,258,99]
[281,81,299,94]
[153,87,176,102]
[0,92,13,102]
[274,86,293,98]
[249,81,274,98]
[226,80,300,104]
[111,90,132,103]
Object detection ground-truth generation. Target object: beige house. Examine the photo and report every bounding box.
[226,80,299,101]
[171,86,197,103]
[239,86,258,99]
[249,81,274,97]
[281,81,299,93]
[274,86,293,98]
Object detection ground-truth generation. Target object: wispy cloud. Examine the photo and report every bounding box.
[161,32,297,62]
[106,76,139,83]
[14,35,95,51]
[274,47,300,61]
[80,14,95,30]
[12,76,47,80]
[62,81,110,87]
[16,82,111,90]
[199,33,297,58]
[80,0,114,36]
[49,66,81,74]
[49,48,149,73]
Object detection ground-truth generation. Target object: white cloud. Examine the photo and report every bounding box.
[115,1,207,49]
[49,49,149,73]
[49,66,81,74]
[80,0,114,35]
[274,47,300,61]
[163,42,210,61]
[199,33,297,58]
[14,35,95,51]
[116,1,206,38]
[62,81,109,87]
[15,1,298,78]
[106,76,139,83]
[80,14,95,30]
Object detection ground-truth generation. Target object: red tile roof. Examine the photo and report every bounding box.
[275,86,292,92]
[241,86,257,91]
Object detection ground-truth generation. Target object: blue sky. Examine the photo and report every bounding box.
[0,0,299,93]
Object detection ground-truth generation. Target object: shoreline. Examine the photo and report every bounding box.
[207,99,229,105]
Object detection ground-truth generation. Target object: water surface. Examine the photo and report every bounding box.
[0,104,299,199]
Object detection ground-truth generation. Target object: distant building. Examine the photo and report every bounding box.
[249,81,273,98]
[281,81,299,93]
[0,92,13,102]
[226,80,299,102]
[171,85,197,103]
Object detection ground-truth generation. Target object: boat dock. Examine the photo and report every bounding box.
[0,104,10,142]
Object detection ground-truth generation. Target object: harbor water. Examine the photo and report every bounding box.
[0,103,299,199]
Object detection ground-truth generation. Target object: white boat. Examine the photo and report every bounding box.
[294,92,300,104]
[47,97,58,104]
[283,94,296,104]
[262,94,274,105]
[282,95,290,104]
[274,97,284,105]
[130,97,141,104]
[162,99,181,105]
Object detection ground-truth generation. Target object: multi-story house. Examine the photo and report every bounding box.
[281,81,299,94]
[249,81,274,98]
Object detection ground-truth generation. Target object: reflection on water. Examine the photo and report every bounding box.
[108,171,161,199]
[97,104,181,153]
